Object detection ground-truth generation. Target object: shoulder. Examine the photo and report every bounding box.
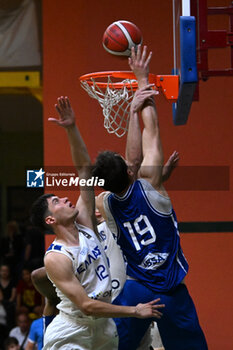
[45,250,72,264]
[30,317,42,330]
[44,249,74,274]
[44,251,75,284]
[137,178,173,215]
[9,326,18,336]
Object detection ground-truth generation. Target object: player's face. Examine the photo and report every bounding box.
[47,196,79,224]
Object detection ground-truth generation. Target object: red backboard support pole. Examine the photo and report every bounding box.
[192,0,233,81]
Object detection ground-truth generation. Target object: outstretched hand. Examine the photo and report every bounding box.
[162,150,180,182]
[130,84,159,113]
[135,298,165,319]
[166,151,180,168]
[128,45,152,84]
[48,96,75,128]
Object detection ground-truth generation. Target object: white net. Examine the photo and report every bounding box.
[80,75,136,137]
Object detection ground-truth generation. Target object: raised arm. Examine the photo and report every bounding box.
[126,45,152,175]
[125,84,158,177]
[48,97,96,231]
[45,252,164,319]
[128,46,164,190]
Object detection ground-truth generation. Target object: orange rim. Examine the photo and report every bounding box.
[79,71,179,101]
[80,71,140,90]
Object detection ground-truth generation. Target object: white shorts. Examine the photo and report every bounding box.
[43,312,119,350]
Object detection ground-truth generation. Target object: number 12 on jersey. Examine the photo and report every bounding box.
[95,264,109,281]
[123,214,156,251]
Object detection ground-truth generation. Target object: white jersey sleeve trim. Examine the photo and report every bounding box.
[138,179,173,215]
[45,242,77,264]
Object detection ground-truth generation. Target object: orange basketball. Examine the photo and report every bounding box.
[102,20,143,56]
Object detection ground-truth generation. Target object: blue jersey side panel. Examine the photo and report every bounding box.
[108,180,188,292]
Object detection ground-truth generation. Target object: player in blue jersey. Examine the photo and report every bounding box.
[92,45,208,350]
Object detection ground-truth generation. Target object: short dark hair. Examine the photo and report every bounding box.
[30,194,54,230]
[4,336,19,348]
[92,151,130,193]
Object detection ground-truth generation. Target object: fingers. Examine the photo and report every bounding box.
[171,150,179,158]
[145,50,152,67]
[152,308,164,315]
[152,310,163,319]
[148,299,165,309]
[136,44,141,61]
[148,298,161,305]
[139,83,155,91]
[56,96,71,111]
[55,104,62,115]
[48,118,60,125]
[57,96,65,109]
[65,96,71,108]
[128,56,132,69]
[136,84,159,97]
[152,308,163,316]
[131,46,136,62]
[169,151,180,164]
[130,44,152,67]
[135,89,158,101]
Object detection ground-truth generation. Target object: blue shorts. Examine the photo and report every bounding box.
[113,280,208,350]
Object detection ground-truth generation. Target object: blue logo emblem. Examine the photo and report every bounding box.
[27,168,45,188]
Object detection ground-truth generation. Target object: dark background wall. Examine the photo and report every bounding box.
[42,1,233,349]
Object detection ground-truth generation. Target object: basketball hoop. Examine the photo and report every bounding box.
[79,71,179,137]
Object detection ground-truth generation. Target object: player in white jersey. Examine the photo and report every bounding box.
[30,96,164,350]
[43,223,118,350]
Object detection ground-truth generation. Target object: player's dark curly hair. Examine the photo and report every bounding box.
[30,193,54,231]
[92,151,130,194]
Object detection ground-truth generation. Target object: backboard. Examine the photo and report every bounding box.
[172,0,198,125]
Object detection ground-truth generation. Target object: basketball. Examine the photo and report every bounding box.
[102,20,143,56]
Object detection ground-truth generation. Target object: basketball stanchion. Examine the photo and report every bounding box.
[79,71,178,137]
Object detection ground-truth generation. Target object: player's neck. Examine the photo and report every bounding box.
[115,177,134,197]
[54,221,79,246]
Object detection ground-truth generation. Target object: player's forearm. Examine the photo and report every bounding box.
[140,102,164,186]
[66,124,91,174]
[141,103,162,157]
[138,76,149,89]
[80,299,137,318]
[125,110,142,173]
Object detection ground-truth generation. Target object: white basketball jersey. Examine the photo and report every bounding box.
[45,223,112,318]
[98,221,126,300]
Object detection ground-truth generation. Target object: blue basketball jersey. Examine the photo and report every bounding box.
[104,179,188,292]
